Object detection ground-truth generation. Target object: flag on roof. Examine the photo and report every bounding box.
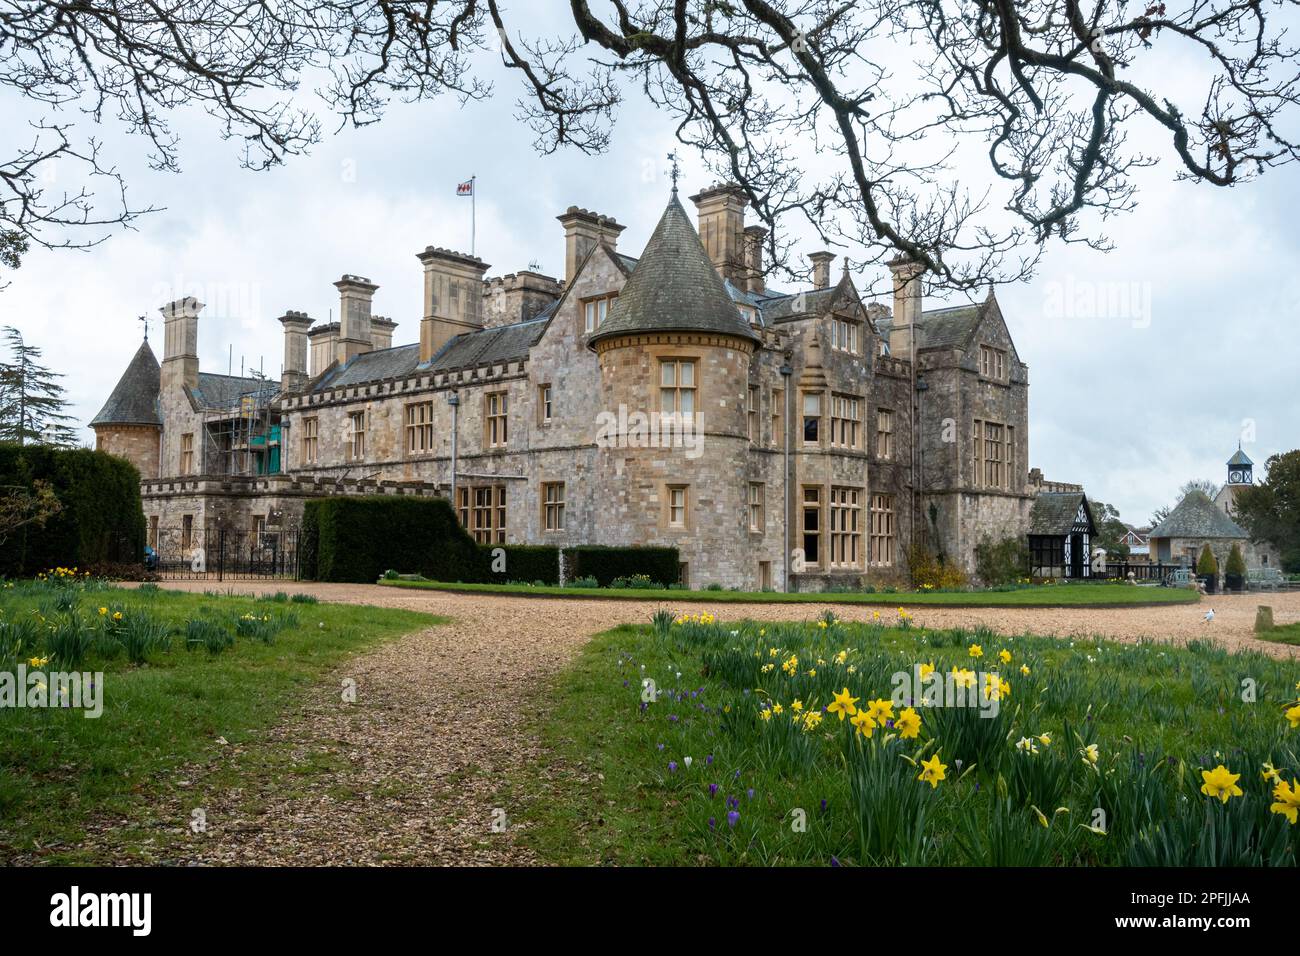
[457,179,474,196]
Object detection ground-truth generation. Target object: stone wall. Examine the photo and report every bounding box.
[93,424,160,480]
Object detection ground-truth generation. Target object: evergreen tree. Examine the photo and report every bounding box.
[0,326,78,447]
[1235,451,1300,573]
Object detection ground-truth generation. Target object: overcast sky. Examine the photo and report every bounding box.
[3,6,1296,527]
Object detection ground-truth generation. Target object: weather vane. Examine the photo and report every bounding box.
[667,151,680,193]
[139,314,150,341]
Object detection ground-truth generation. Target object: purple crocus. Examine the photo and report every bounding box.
[706,754,714,766]
[657,742,665,751]
[668,761,678,773]
[708,817,717,830]
[746,788,754,801]
[727,810,740,828]
[708,783,719,798]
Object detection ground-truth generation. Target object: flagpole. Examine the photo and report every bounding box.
[471,175,476,256]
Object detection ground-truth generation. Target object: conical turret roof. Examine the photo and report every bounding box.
[90,340,161,427]
[588,193,760,348]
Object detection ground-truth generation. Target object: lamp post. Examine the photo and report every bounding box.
[779,360,793,592]
[448,391,460,505]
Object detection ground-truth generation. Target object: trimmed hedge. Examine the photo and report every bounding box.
[478,544,560,585]
[567,545,680,587]
[0,444,146,576]
[299,496,680,587]
[302,495,481,583]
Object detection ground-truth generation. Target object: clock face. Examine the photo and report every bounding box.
[1230,470,1245,483]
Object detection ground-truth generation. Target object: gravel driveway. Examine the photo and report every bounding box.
[96,583,1298,866]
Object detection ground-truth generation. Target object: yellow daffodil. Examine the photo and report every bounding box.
[998,649,1012,664]
[1286,704,1300,729]
[801,711,823,732]
[1036,732,1051,747]
[1081,744,1099,766]
[895,707,921,739]
[1262,761,1282,784]
[918,754,947,788]
[771,702,783,715]
[27,656,48,667]
[1200,765,1243,803]
[850,709,876,738]
[1020,664,1031,677]
[807,668,817,677]
[112,611,123,621]
[760,708,773,722]
[918,662,935,680]
[846,664,857,674]
[968,643,983,658]
[97,607,108,616]
[827,687,859,721]
[834,650,848,665]
[1271,779,1300,824]
[866,698,894,724]
[1016,736,1039,755]
[984,674,1010,701]
[872,611,880,621]
[791,699,804,713]
[781,655,799,676]
[951,667,976,689]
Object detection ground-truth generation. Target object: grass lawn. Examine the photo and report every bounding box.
[0,579,442,862]
[1259,622,1300,647]
[382,578,1201,608]
[510,612,1300,866]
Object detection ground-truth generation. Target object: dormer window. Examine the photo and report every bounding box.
[831,317,859,354]
[583,293,618,333]
[738,304,758,325]
[979,344,1007,380]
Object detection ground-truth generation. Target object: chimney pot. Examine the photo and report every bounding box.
[809,251,835,291]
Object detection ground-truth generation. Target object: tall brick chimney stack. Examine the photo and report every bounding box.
[690,183,748,286]
[809,251,835,291]
[417,247,490,362]
[887,256,924,359]
[743,225,768,294]
[557,207,622,286]
[159,296,203,393]
[334,274,377,366]
[278,311,313,392]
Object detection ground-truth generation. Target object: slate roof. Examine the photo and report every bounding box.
[426,316,547,371]
[757,287,838,323]
[588,193,761,348]
[90,340,161,427]
[311,315,551,391]
[193,372,278,410]
[1029,492,1094,536]
[1227,448,1253,467]
[874,300,990,350]
[316,344,422,389]
[1148,490,1250,540]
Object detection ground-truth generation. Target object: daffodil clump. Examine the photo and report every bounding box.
[611,611,1300,866]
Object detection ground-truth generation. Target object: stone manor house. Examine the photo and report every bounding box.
[91,183,1043,590]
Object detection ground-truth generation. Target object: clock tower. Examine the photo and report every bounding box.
[1215,445,1254,517]
[1226,446,1253,486]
